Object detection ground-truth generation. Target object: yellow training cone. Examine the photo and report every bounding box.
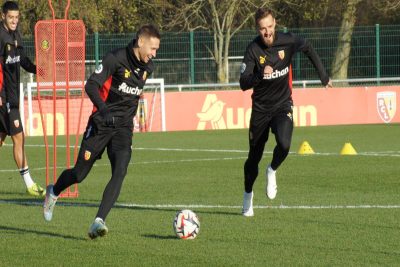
[340,143,357,155]
[298,141,315,155]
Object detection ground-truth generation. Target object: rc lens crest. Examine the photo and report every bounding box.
[278,50,285,60]
[377,91,396,123]
[259,55,266,64]
[41,40,50,51]
[84,150,91,161]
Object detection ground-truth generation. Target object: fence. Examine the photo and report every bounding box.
[22,24,400,87]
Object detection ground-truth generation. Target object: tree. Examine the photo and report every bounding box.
[372,0,400,12]
[330,0,362,82]
[273,0,335,28]
[330,0,400,82]
[18,0,142,35]
[159,0,285,83]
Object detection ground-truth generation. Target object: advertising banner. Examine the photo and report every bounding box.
[24,86,399,135]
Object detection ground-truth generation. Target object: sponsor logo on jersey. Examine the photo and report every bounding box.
[118,82,142,95]
[95,64,103,74]
[263,66,289,80]
[13,119,19,128]
[5,55,20,64]
[124,69,131,78]
[278,50,285,60]
[259,55,266,64]
[84,150,91,161]
[377,91,396,123]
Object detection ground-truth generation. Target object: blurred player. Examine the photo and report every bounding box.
[240,8,332,216]
[43,24,161,239]
[0,1,45,196]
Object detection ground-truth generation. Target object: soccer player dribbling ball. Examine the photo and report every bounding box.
[43,24,161,239]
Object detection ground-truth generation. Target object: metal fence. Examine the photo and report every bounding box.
[22,24,400,87]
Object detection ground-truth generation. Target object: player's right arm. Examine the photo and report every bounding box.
[85,53,118,111]
[239,44,263,91]
[85,53,118,126]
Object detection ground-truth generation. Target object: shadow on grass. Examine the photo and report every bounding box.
[0,225,86,241]
[0,191,26,196]
[142,234,177,240]
[117,205,241,216]
[0,198,242,216]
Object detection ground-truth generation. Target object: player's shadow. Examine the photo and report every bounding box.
[0,191,27,196]
[118,205,241,216]
[142,234,177,240]
[1,198,242,217]
[0,225,86,241]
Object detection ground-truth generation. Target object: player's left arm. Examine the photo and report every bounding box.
[19,46,36,74]
[295,34,331,87]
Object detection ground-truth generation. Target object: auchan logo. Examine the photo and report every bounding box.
[196,94,318,130]
[197,94,227,130]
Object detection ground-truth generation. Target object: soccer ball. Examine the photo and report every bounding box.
[173,209,200,239]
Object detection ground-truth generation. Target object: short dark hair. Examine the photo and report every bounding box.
[136,24,161,40]
[255,8,275,27]
[2,1,19,14]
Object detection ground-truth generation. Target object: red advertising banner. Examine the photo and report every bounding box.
[23,86,399,135]
[162,86,399,131]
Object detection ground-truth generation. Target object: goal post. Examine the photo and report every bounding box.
[136,78,166,132]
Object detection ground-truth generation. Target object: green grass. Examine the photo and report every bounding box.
[1,124,399,266]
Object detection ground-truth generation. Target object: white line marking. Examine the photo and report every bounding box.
[0,199,399,209]
[3,143,400,156]
[1,145,399,173]
[0,157,248,172]
[115,203,400,209]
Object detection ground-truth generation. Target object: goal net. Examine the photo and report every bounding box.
[135,78,166,132]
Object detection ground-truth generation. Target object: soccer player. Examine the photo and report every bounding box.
[240,8,332,216]
[0,1,45,197]
[43,24,161,239]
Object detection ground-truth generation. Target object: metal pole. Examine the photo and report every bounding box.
[95,32,99,68]
[190,30,195,86]
[375,24,381,85]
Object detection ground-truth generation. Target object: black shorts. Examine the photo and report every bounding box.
[0,105,24,136]
[74,118,133,172]
[249,104,293,147]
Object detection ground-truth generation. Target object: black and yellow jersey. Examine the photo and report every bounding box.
[0,25,36,107]
[85,39,154,129]
[240,32,329,112]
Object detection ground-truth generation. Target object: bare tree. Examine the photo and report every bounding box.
[372,0,400,12]
[330,0,362,82]
[331,0,400,82]
[161,0,283,83]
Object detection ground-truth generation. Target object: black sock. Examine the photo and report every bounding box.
[53,169,78,196]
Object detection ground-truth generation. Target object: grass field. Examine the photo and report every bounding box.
[0,124,399,266]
